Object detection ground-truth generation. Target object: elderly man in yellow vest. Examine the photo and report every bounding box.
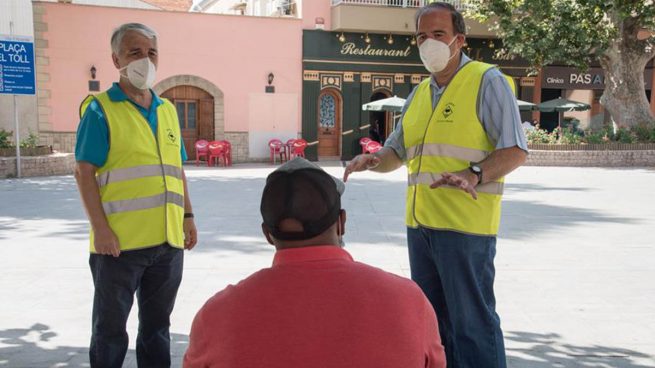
[74,23,197,368]
[344,3,527,368]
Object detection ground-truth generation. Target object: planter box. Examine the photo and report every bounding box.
[526,149,655,167]
[528,143,655,151]
[0,146,53,157]
[0,153,75,178]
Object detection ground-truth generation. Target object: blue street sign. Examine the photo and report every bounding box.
[0,35,36,95]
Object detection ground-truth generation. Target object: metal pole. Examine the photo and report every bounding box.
[10,21,21,178]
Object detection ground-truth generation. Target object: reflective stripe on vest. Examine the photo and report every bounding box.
[96,164,183,188]
[103,191,185,215]
[406,143,489,163]
[402,61,505,236]
[83,92,185,252]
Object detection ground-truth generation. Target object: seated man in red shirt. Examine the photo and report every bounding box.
[184,157,446,368]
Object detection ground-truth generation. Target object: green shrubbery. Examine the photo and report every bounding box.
[0,129,13,148]
[0,129,40,149]
[525,123,655,145]
[20,131,39,148]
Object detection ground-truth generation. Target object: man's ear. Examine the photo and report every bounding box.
[456,34,466,49]
[338,209,346,236]
[112,53,121,70]
[262,223,275,246]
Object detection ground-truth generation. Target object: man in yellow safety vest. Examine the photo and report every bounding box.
[344,3,528,367]
[75,23,198,367]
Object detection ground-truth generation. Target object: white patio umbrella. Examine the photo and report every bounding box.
[362,96,406,112]
[360,96,408,135]
[517,99,538,111]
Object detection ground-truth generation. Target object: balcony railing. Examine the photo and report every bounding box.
[331,0,471,10]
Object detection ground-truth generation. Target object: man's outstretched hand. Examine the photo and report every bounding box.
[430,171,478,200]
[343,154,380,182]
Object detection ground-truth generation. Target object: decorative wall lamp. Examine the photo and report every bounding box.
[387,34,394,45]
[410,35,417,46]
[488,40,495,49]
[266,72,275,93]
[314,17,325,30]
[364,32,371,44]
[88,65,99,92]
[337,32,346,43]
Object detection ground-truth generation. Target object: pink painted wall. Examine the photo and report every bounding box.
[41,2,304,135]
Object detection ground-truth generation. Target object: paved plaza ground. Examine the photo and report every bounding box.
[0,163,654,367]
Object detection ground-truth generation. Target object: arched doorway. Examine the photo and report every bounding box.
[368,90,392,144]
[317,88,342,158]
[161,86,214,159]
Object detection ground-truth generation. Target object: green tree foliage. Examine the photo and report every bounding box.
[468,0,655,127]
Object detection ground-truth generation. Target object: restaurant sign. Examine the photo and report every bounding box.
[303,30,420,64]
[340,42,412,58]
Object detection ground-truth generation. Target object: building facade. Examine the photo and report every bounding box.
[3,0,654,162]
[27,0,321,160]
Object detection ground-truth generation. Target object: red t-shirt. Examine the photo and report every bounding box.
[184,246,445,368]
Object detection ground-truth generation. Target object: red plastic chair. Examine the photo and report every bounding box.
[220,140,232,166]
[290,138,308,158]
[365,140,382,154]
[285,138,296,160]
[359,137,372,154]
[268,139,287,164]
[208,140,228,167]
[195,140,209,166]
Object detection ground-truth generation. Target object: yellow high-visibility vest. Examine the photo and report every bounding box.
[403,61,506,236]
[80,92,185,251]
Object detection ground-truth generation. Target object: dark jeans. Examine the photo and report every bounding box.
[407,227,506,368]
[89,244,183,368]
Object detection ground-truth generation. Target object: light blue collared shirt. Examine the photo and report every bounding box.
[384,53,528,160]
[75,83,187,167]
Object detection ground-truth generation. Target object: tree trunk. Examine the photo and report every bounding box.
[599,14,655,128]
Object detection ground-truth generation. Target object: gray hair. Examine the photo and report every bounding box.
[110,23,157,54]
[415,2,466,35]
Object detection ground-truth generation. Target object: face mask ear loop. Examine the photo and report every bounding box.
[446,36,459,63]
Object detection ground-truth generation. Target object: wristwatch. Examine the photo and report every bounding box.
[468,163,483,184]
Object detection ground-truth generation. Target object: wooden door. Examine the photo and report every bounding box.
[174,100,197,159]
[199,99,214,141]
[317,89,341,157]
[162,86,214,159]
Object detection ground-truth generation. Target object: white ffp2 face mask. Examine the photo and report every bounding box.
[120,57,156,90]
[419,37,457,74]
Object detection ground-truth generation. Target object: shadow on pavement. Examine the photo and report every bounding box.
[505,330,655,368]
[0,323,190,368]
[504,183,592,193]
[346,179,640,244]
[499,199,640,241]
[1,324,653,368]
[0,175,642,250]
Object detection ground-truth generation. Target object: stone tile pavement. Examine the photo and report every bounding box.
[0,163,654,367]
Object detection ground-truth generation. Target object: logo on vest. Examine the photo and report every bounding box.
[435,102,456,123]
[166,129,177,144]
[442,103,455,118]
